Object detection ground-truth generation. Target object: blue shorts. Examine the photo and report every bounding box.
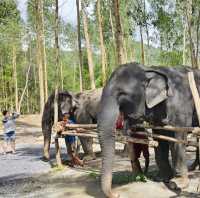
[4,131,15,142]
[65,136,76,144]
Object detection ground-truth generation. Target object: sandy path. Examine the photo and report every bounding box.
[0,115,199,198]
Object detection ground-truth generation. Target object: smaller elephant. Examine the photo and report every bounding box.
[42,91,74,161]
[42,88,102,161]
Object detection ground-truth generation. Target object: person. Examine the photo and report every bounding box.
[62,113,83,166]
[2,110,20,154]
[116,113,149,174]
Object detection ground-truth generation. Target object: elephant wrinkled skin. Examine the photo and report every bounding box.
[42,88,102,161]
[98,62,199,197]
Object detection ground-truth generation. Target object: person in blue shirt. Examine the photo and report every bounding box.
[63,113,83,166]
[2,110,20,154]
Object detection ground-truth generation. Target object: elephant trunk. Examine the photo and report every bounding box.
[98,88,119,197]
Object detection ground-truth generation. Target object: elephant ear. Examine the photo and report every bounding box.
[145,71,169,108]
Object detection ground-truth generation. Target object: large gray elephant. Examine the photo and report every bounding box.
[42,88,102,161]
[98,62,199,198]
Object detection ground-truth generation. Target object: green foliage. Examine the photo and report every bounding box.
[1,0,199,113]
[112,171,147,185]
[159,50,182,66]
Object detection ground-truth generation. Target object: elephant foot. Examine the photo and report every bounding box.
[171,176,189,189]
[105,191,120,198]
[153,172,172,183]
[41,156,50,162]
[188,159,199,171]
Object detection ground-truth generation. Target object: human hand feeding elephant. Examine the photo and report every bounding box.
[98,62,199,197]
[42,89,102,162]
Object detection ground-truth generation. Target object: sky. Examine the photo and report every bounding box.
[16,0,158,47]
[16,0,77,25]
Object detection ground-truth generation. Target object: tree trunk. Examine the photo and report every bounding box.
[183,22,186,65]
[26,87,30,113]
[109,9,115,42]
[40,0,48,101]
[186,0,196,68]
[112,0,125,65]
[76,0,83,92]
[18,63,31,113]
[54,0,59,124]
[195,10,200,69]
[60,61,64,90]
[12,45,19,111]
[35,0,45,114]
[139,25,145,65]
[82,1,96,89]
[144,0,149,64]
[97,0,107,85]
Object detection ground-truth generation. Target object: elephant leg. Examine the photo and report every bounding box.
[79,137,96,160]
[128,142,142,174]
[43,130,51,161]
[172,134,189,189]
[154,140,173,182]
[188,138,199,171]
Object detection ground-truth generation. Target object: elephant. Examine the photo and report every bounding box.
[42,88,102,162]
[98,62,199,198]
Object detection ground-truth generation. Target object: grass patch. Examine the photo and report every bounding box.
[88,171,100,179]
[51,165,65,172]
[88,170,148,185]
[112,171,147,185]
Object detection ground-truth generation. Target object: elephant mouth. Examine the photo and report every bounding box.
[127,113,144,123]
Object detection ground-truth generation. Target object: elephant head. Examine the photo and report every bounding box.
[98,63,171,197]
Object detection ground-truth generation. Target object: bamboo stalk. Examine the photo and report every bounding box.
[126,137,158,147]
[59,122,200,135]
[188,71,200,169]
[64,123,200,134]
[133,125,200,134]
[65,124,97,129]
[60,131,98,138]
[134,131,186,144]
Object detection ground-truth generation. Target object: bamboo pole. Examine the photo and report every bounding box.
[65,123,200,134]
[188,71,200,169]
[65,124,97,129]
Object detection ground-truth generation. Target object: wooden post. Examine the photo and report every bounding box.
[55,137,62,167]
[188,71,200,169]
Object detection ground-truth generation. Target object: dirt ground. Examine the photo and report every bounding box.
[0,114,200,198]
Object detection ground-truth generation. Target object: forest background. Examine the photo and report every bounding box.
[0,0,199,114]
